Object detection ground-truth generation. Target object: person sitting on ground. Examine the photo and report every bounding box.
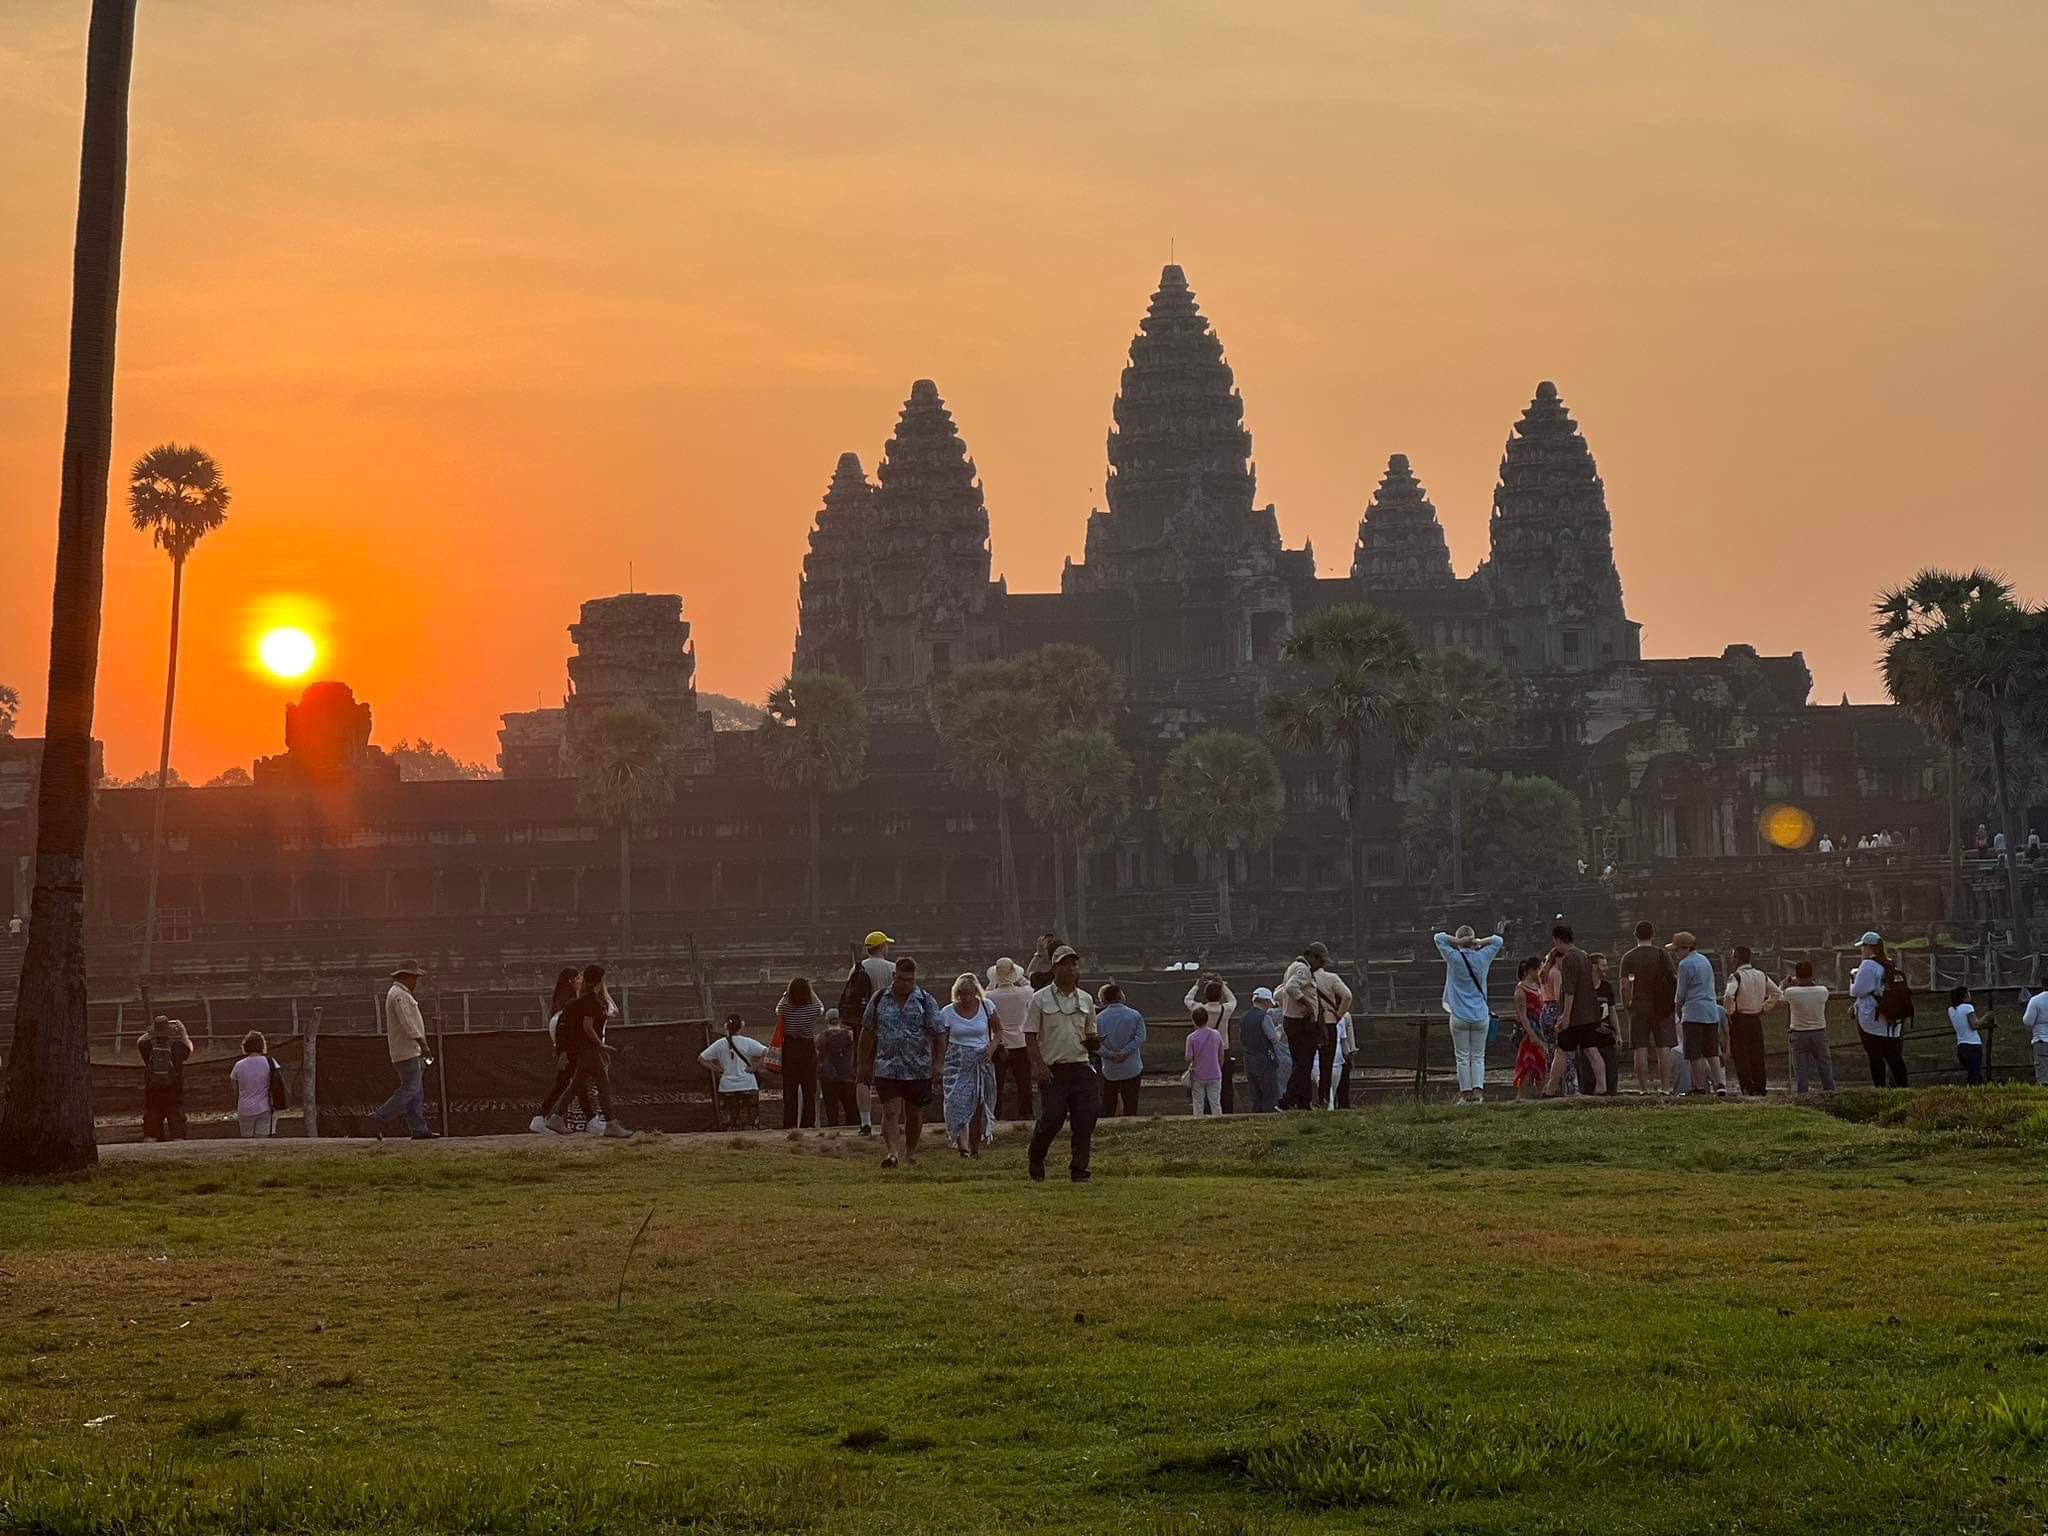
[1671,932,1727,1096]
[1780,960,1836,1094]
[136,1014,194,1142]
[1185,1004,1225,1116]
[1948,985,1986,1086]
[1095,982,1147,1118]
[533,967,587,1135]
[816,1008,859,1128]
[1512,958,1548,1099]
[700,1013,769,1129]
[230,1030,278,1139]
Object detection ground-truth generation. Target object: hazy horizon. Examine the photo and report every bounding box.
[2,1,2043,779]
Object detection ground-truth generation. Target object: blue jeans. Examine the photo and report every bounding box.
[374,1055,430,1136]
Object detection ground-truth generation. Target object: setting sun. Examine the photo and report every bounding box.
[258,626,317,680]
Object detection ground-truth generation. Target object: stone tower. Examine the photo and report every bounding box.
[859,379,998,722]
[1352,454,1455,588]
[1068,264,1284,593]
[565,593,716,774]
[791,451,875,680]
[1474,381,1639,674]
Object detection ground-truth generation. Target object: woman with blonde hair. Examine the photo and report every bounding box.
[940,972,1000,1157]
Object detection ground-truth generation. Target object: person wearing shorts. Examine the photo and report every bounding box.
[1672,932,1728,1095]
[859,956,945,1169]
[1619,923,1678,1094]
[1542,924,1607,1096]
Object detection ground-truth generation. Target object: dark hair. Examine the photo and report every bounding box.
[1635,921,1655,942]
[788,976,814,1007]
[894,955,918,974]
[724,1012,744,1033]
[241,1030,265,1054]
[1203,979,1224,1003]
[1591,952,1608,967]
[1099,982,1124,1006]
[549,967,579,1014]
[1733,945,1752,965]
[1949,984,1970,1006]
[1552,924,1574,944]
[1517,956,1542,980]
[582,963,606,987]
[1191,1005,1212,1027]
[1794,959,1814,981]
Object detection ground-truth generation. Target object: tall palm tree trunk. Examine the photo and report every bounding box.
[1072,838,1087,946]
[137,551,184,999]
[1990,717,2032,964]
[807,789,822,960]
[995,795,1022,944]
[1449,760,1465,893]
[0,0,136,1176]
[618,821,633,955]
[1215,853,1233,941]
[1049,828,1069,939]
[1945,737,1962,924]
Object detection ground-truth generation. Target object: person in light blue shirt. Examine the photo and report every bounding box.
[1434,925,1505,1103]
[1671,932,1727,1095]
[1095,982,1147,1118]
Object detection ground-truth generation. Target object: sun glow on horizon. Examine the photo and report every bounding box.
[258,626,318,680]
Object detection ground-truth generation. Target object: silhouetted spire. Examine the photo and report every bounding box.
[792,451,876,676]
[1352,453,1454,588]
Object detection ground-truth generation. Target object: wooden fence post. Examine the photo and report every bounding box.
[304,1006,322,1139]
[434,1002,450,1138]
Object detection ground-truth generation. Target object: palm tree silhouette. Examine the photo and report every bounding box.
[1158,730,1285,941]
[575,706,678,957]
[760,671,868,959]
[129,442,231,1001]
[1,0,136,1176]
[1024,727,1132,945]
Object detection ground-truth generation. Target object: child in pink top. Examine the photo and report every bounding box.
[1185,1007,1224,1116]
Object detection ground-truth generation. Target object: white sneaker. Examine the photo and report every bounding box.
[543,1114,569,1135]
[529,1115,552,1135]
[586,1117,607,1136]
[602,1120,632,1139]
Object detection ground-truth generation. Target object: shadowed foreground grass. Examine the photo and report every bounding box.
[4,1091,2048,1533]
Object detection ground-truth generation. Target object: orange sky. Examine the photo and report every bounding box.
[2,1,2043,781]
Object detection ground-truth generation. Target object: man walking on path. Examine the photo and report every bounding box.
[371,964,437,1140]
[1619,922,1678,1094]
[1722,945,1785,1095]
[859,955,945,1169]
[1672,933,1727,1096]
[1542,925,1608,1097]
[1278,942,1352,1109]
[1025,945,1101,1182]
[1434,925,1504,1104]
[1094,982,1146,1117]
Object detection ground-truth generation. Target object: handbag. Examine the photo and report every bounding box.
[763,1017,785,1074]
[1457,949,1503,1043]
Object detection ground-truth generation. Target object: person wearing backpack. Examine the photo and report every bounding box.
[135,1015,193,1141]
[230,1030,280,1138]
[835,931,894,1137]
[1850,932,1909,1087]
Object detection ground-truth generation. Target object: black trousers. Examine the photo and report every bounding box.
[820,1081,859,1126]
[1860,1031,1909,1087]
[1727,1014,1767,1095]
[1282,1018,1325,1108]
[1028,1063,1100,1178]
[1102,1074,1141,1117]
[539,1054,589,1118]
[143,1085,186,1141]
[781,1036,818,1129]
[1220,1054,1237,1114]
[1000,1046,1036,1121]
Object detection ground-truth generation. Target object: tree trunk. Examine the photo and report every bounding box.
[0,0,135,1176]
[138,551,184,996]
[618,820,633,956]
[1990,715,2032,966]
[996,794,1022,945]
[1449,760,1465,893]
[807,788,822,960]
[1073,836,1088,946]
[1215,855,1233,940]
[1945,736,1962,925]
[1049,826,1069,940]
[1346,728,1368,1014]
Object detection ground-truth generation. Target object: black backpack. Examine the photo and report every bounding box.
[1879,967,1915,1027]
[837,963,875,1028]
[145,1038,178,1088]
[267,1056,291,1112]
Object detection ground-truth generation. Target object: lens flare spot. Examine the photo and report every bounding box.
[258,626,317,679]
[1761,803,1815,850]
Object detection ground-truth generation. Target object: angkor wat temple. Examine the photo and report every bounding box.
[7,265,2019,1020]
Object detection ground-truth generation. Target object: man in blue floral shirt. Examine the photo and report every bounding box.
[859,955,946,1169]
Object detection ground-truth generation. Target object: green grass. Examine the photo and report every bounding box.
[4,1095,2048,1533]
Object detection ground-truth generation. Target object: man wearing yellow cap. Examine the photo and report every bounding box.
[840,930,896,1136]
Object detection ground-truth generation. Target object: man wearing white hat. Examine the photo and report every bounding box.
[370,964,437,1140]
[1239,985,1283,1111]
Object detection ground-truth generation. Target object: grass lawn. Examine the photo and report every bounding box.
[4,1091,2048,1534]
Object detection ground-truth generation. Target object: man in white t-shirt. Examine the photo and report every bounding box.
[2026,987,2048,1086]
[1779,959,1835,1094]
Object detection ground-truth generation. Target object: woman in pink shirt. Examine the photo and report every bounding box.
[1185,1006,1225,1116]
